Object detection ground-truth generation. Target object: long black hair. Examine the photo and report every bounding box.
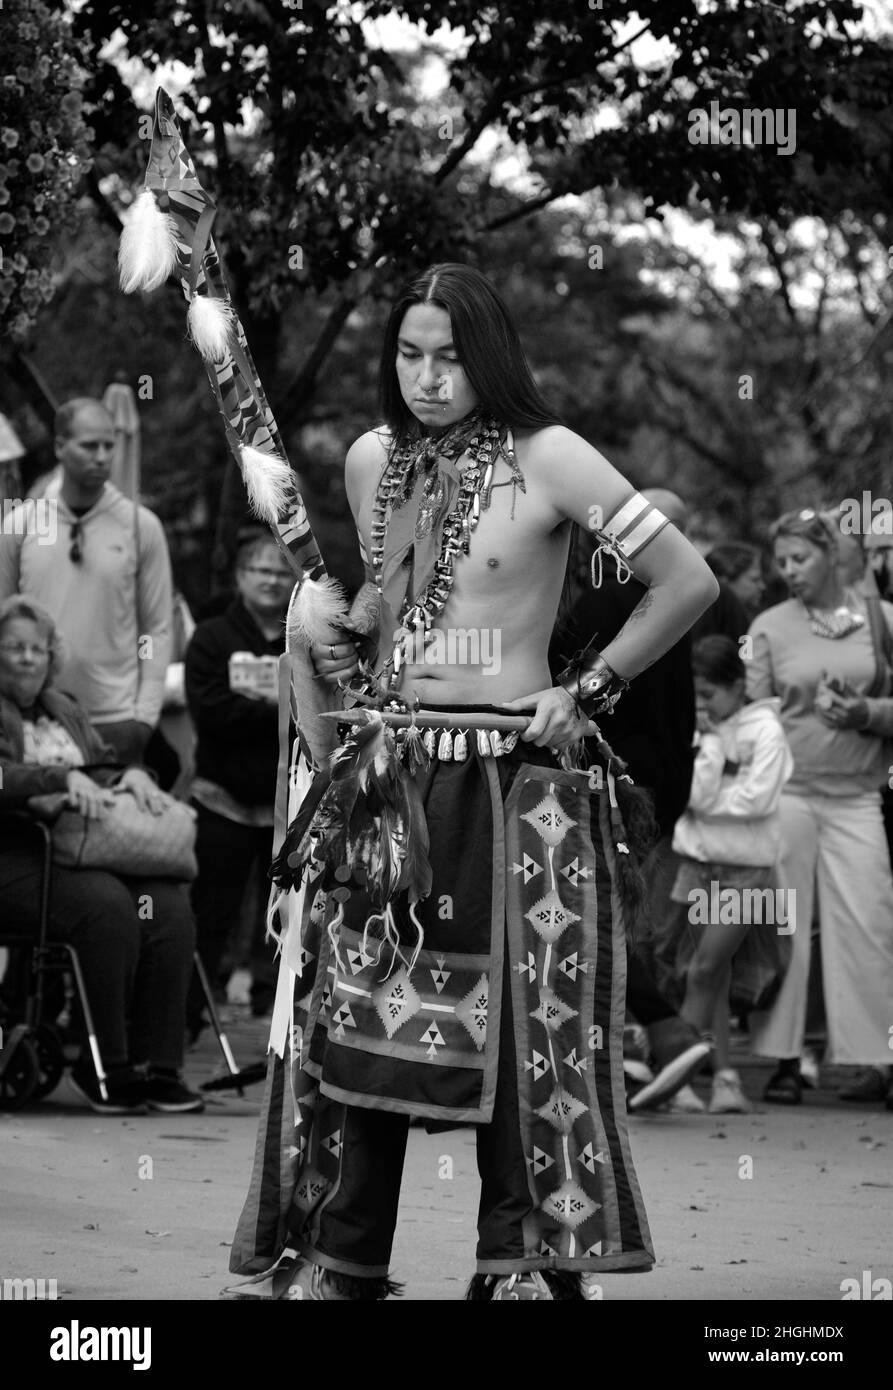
[377,263,564,440]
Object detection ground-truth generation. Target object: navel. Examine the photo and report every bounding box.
[487,557,499,569]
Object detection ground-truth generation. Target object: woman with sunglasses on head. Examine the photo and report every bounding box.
[746,509,893,1107]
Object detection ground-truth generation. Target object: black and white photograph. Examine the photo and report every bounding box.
[1,0,892,1366]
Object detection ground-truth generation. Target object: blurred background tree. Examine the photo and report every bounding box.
[1,0,891,609]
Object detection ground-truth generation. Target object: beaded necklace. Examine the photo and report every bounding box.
[370,413,522,696]
[801,598,865,640]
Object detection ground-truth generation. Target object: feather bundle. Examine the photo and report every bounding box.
[187,291,234,361]
[288,574,350,649]
[117,189,179,294]
[240,445,295,526]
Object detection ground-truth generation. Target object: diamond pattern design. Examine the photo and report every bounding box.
[530,987,578,1032]
[454,973,489,1051]
[521,793,576,847]
[295,1171,330,1209]
[525,889,580,944]
[372,967,422,1040]
[535,1086,588,1134]
[542,1179,600,1230]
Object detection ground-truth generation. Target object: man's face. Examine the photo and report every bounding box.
[55,406,115,494]
[395,303,479,430]
[235,543,294,618]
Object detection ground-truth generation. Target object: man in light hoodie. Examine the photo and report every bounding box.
[0,398,173,764]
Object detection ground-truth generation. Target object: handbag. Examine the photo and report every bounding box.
[27,786,198,881]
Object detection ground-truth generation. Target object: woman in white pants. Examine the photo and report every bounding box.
[746,509,893,1107]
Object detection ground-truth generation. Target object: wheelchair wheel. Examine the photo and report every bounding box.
[31,1022,66,1101]
[0,1032,40,1111]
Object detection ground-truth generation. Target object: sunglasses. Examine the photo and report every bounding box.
[70,519,83,564]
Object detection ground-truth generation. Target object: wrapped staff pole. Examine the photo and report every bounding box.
[319,709,532,732]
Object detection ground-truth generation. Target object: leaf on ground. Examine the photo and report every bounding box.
[83,1223,99,1230]
[145,1229,171,1238]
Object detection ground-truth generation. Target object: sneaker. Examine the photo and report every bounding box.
[69,1063,148,1116]
[665,1083,706,1114]
[799,1047,821,1089]
[629,1033,711,1112]
[838,1067,888,1102]
[143,1069,205,1113]
[709,1069,751,1114]
[226,968,252,1006]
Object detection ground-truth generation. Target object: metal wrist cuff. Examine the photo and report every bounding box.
[558,650,630,717]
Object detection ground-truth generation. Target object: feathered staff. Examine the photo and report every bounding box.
[116,88,420,1052]
[117,87,374,761]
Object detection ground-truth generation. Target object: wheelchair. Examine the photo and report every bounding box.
[0,811,110,1109]
[0,810,256,1109]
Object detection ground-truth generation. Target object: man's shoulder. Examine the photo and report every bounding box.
[346,427,390,467]
[517,423,577,459]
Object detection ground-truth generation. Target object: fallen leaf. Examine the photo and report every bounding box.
[145,1229,170,1238]
[83,1223,99,1231]
[690,1265,704,1271]
[688,1204,708,1211]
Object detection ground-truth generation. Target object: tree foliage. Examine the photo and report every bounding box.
[0,0,95,339]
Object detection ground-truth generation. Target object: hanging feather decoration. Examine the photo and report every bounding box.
[287,574,351,649]
[240,445,297,527]
[401,722,427,773]
[117,188,179,293]
[187,291,234,361]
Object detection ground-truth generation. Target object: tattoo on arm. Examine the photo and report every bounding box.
[627,587,656,622]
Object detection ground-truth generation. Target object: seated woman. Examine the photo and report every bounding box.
[0,595,203,1114]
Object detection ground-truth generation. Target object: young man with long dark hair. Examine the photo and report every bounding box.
[226,263,718,1300]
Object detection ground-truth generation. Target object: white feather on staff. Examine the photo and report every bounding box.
[287,574,350,647]
[239,444,295,525]
[187,292,234,361]
[117,189,179,294]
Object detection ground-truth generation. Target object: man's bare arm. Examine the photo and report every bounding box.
[532,426,718,679]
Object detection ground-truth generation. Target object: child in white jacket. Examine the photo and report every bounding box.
[671,635,794,1113]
